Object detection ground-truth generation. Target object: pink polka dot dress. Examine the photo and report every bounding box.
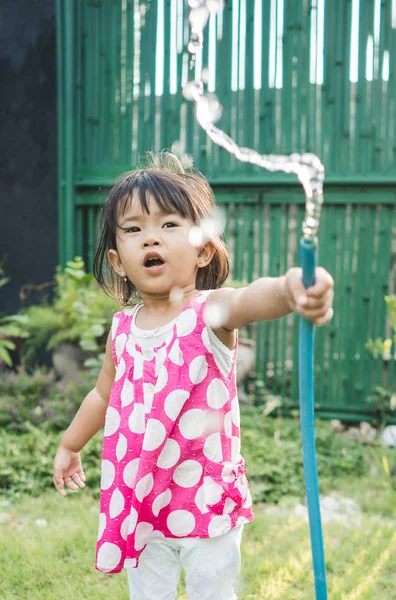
[95,290,254,573]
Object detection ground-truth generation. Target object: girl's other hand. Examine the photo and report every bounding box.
[283,266,334,326]
[53,445,86,497]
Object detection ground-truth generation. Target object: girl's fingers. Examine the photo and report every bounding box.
[314,307,334,326]
[64,476,79,491]
[298,300,334,325]
[71,473,86,488]
[53,475,67,496]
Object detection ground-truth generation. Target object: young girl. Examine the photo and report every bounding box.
[53,152,334,600]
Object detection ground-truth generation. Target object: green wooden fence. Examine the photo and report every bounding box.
[57,0,396,420]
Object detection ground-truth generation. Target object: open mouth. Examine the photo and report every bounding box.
[144,257,164,268]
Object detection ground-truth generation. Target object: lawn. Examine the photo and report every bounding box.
[1,477,395,600]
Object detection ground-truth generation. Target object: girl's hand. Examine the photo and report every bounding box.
[53,445,86,497]
[283,266,334,326]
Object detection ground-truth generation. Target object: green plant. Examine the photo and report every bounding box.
[0,367,95,434]
[366,294,396,359]
[0,425,103,498]
[14,258,120,366]
[0,267,30,366]
[366,386,394,430]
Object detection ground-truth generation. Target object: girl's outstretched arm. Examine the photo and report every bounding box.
[207,267,334,332]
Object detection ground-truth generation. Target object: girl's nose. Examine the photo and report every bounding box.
[143,236,161,247]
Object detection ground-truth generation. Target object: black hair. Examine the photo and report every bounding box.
[93,151,230,305]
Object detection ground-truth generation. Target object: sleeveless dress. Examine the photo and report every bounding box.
[95,290,254,573]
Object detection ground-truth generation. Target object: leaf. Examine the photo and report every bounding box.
[89,324,105,337]
[0,346,13,366]
[0,340,16,350]
[79,339,98,352]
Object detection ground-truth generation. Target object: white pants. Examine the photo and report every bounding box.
[126,525,243,600]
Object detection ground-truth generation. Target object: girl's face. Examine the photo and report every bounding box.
[108,193,213,299]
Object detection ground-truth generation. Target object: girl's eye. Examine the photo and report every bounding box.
[126,226,140,233]
[163,222,177,229]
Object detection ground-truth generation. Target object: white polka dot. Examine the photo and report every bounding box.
[128,507,138,534]
[128,403,145,433]
[179,409,206,440]
[104,406,121,437]
[142,419,166,451]
[169,339,184,366]
[176,308,197,336]
[152,489,172,517]
[120,515,129,540]
[203,476,224,506]
[208,514,232,537]
[141,347,154,360]
[195,291,210,304]
[224,411,232,438]
[164,389,189,420]
[157,438,181,469]
[116,433,128,462]
[237,516,250,527]
[111,316,120,339]
[150,530,165,539]
[167,510,196,536]
[135,472,154,502]
[156,365,168,392]
[126,337,135,357]
[236,478,249,501]
[97,542,121,571]
[124,558,137,568]
[109,488,125,518]
[101,459,115,490]
[97,513,106,540]
[194,485,209,514]
[221,464,235,483]
[173,460,203,488]
[134,351,144,379]
[243,490,252,509]
[231,436,241,462]
[202,327,213,353]
[121,379,134,407]
[115,357,126,381]
[189,355,208,384]
[123,458,140,488]
[143,382,155,413]
[223,498,237,514]
[231,396,240,427]
[206,378,229,409]
[135,522,154,550]
[204,411,223,434]
[155,347,168,375]
[115,333,127,360]
[203,432,223,462]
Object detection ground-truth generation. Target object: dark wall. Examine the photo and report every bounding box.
[0,0,57,314]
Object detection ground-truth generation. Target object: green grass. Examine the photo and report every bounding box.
[1,479,395,600]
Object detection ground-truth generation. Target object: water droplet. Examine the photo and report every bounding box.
[189,6,209,31]
[170,286,184,307]
[171,140,183,155]
[201,67,210,83]
[183,80,201,101]
[203,301,230,328]
[189,226,204,247]
[206,0,224,13]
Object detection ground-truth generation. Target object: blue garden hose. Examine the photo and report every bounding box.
[299,237,328,599]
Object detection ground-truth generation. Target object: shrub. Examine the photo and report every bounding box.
[0,367,95,433]
[12,258,119,367]
[0,425,103,499]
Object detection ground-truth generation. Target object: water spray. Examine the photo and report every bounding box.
[184,2,328,598]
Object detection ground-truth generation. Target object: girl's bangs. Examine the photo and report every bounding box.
[112,171,196,225]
